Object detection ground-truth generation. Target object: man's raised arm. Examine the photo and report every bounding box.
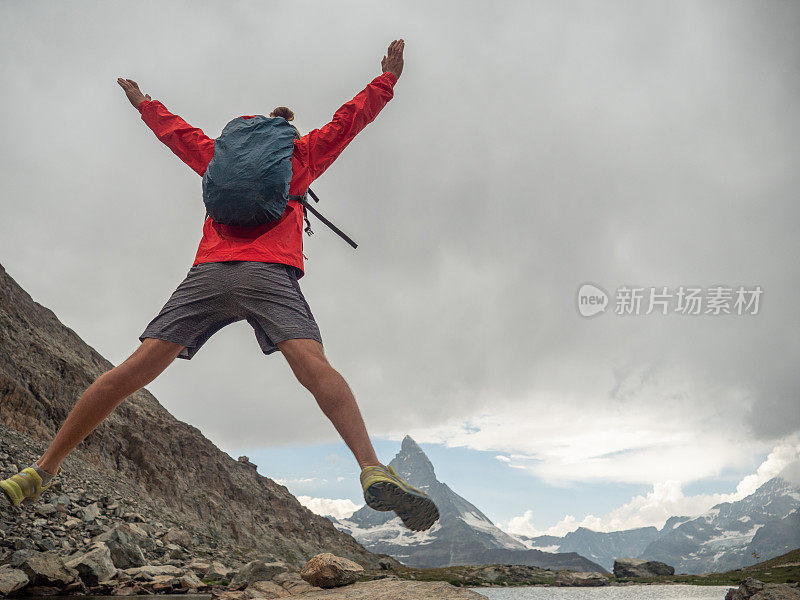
[117,78,214,176]
[297,39,405,184]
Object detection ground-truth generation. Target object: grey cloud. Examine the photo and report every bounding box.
[1,1,797,454]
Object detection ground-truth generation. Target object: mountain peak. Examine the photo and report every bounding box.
[401,435,421,452]
[392,435,436,483]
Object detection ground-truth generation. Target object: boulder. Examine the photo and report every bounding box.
[613,558,675,578]
[229,560,288,590]
[206,561,236,581]
[300,553,364,589]
[66,542,117,586]
[726,578,800,600]
[92,523,150,568]
[162,542,188,559]
[188,560,212,577]
[179,570,208,591]
[0,565,29,596]
[162,527,192,547]
[13,550,78,587]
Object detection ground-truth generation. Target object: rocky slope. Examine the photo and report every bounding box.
[332,436,605,572]
[0,261,380,569]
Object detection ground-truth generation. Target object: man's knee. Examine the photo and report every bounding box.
[280,339,333,391]
[100,339,183,394]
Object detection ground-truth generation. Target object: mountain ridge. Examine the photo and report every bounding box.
[334,435,605,572]
[517,477,800,573]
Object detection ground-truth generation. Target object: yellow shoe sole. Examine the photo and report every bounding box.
[361,465,440,532]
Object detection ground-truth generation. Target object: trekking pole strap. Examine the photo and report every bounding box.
[294,192,358,250]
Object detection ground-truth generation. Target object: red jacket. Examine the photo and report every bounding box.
[137,72,398,276]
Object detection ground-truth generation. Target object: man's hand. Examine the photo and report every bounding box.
[381,39,404,80]
[117,78,151,109]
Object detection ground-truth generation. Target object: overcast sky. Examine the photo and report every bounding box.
[1,1,798,532]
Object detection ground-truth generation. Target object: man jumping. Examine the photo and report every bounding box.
[1,40,439,532]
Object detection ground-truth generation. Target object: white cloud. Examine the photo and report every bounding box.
[273,477,318,486]
[296,496,363,520]
[504,437,800,537]
[732,438,800,497]
[402,370,762,486]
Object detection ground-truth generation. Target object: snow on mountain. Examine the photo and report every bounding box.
[512,478,799,574]
[333,436,604,571]
[641,476,800,573]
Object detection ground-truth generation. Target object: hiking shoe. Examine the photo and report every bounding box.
[1,466,60,507]
[361,464,439,532]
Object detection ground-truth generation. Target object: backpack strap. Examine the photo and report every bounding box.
[289,189,358,250]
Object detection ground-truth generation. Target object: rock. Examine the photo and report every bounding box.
[148,574,180,593]
[92,523,149,568]
[89,579,118,595]
[8,550,34,567]
[214,592,249,600]
[14,551,78,587]
[300,553,364,589]
[122,512,146,523]
[206,561,236,581]
[81,501,101,522]
[726,578,800,600]
[162,527,192,547]
[238,456,258,470]
[283,577,487,598]
[273,572,316,595]
[728,580,762,600]
[180,570,208,590]
[163,542,188,559]
[188,560,212,577]
[121,564,184,580]
[53,494,71,513]
[35,503,57,517]
[113,583,148,596]
[0,565,29,596]
[66,542,117,586]
[613,558,675,578]
[245,580,288,598]
[229,560,289,590]
[64,580,88,594]
[555,570,609,586]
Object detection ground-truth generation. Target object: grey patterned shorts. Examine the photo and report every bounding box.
[139,261,322,360]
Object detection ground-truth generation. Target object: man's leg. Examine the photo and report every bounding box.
[277,337,439,531]
[36,338,185,474]
[277,338,380,469]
